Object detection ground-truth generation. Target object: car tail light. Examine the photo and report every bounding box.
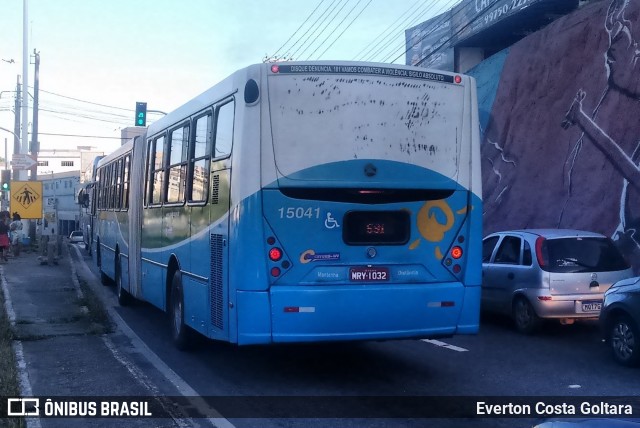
[535,237,547,267]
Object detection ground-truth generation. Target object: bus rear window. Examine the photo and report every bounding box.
[343,210,410,246]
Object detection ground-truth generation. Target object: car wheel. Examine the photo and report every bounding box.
[115,254,132,306]
[610,314,640,367]
[170,271,193,350]
[512,296,541,334]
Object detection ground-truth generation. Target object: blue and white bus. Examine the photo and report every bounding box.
[94,61,482,348]
[77,155,103,255]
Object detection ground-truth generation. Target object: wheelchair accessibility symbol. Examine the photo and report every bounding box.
[324,212,340,229]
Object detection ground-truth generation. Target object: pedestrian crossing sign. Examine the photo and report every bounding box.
[10,181,43,219]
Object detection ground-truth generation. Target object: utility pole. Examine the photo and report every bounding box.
[2,138,6,212]
[21,0,28,181]
[30,49,39,181]
[28,50,39,244]
[13,76,20,181]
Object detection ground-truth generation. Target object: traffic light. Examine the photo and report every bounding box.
[135,102,147,127]
[1,170,10,191]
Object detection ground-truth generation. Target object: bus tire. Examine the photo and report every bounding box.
[115,254,132,306]
[170,271,193,350]
[97,243,110,285]
[100,271,110,286]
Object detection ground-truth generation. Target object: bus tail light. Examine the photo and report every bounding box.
[264,229,291,282]
[269,247,283,262]
[451,246,463,259]
[443,235,466,279]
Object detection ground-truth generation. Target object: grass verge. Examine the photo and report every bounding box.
[77,278,113,335]
[0,290,25,428]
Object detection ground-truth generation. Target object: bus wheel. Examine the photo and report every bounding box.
[115,255,132,306]
[97,246,110,285]
[170,271,193,350]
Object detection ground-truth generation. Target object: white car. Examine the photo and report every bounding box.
[69,231,83,244]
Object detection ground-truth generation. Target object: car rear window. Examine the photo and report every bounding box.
[542,237,629,273]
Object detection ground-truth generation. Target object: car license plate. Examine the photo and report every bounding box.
[582,301,602,312]
[349,267,389,282]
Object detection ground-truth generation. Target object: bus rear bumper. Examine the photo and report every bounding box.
[236,283,480,345]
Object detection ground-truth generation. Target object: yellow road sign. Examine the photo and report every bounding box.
[10,181,43,219]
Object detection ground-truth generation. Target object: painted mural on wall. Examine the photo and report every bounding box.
[479,0,640,272]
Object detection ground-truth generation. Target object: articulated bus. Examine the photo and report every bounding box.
[94,61,482,348]
[77,155,103,255]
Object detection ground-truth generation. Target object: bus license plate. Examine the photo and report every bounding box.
[582,301,602,312]
[350,267,389,282]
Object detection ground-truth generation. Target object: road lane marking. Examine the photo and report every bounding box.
[421,339,469,352]
[71,245,236,428]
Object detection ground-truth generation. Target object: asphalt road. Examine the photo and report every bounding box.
[76,244,638,428]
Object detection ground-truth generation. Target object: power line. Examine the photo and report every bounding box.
[269,0,327,60]
[377,0,460,63]
[354,0,425,61]
[412,0,503,67]
[36,132,123,140]
[38,108,133,125]
[384,0,467,66]
[33,87,134,112]
[302,0,354,60]
[316,0,374,59]
[286,0,343,59]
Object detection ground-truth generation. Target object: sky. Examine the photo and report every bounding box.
[0,0,455,158]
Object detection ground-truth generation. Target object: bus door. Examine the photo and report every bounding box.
[208,158,231,339]
[207,100,234,340]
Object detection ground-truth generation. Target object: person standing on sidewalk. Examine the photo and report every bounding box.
[0,216,10,261]
[10,212,23,257]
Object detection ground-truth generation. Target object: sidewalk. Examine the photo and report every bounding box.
[0,241,202,428]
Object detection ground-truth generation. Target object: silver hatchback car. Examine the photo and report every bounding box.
[482,229,633,333]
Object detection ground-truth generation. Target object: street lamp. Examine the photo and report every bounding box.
[0,126,19,168]
[0,126,19,141]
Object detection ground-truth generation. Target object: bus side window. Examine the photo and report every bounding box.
[189,112,212,202]
[123,155,130,210]
[167,124,189,204]
[144,139,153,206]
[214,100,234,159]
[150,135,165,205]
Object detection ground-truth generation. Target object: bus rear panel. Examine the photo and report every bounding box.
[234,63,482,344]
